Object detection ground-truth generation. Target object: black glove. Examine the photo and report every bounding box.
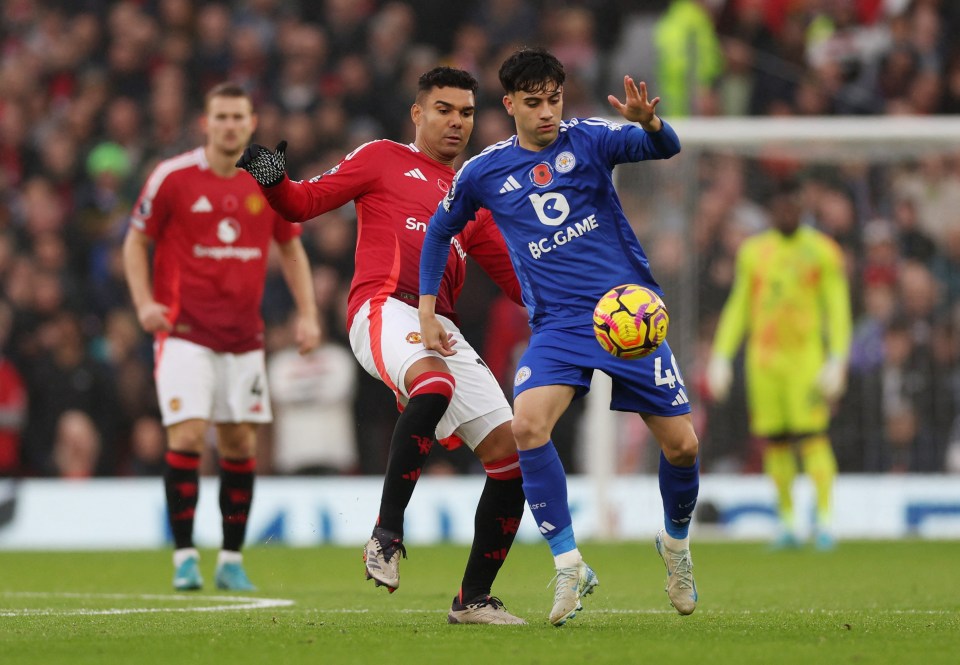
[236,140,287,187]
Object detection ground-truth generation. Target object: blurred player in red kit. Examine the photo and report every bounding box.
[123,82,319,592]
[237,67,527,624]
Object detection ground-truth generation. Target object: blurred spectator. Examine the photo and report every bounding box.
[51,410,101,479]
[654,0,724,117]
[20,311,119,477]
[891,196,936,263]
[127,415,166,476]
[267,315,358,475]
[861,219,899,288]
[469,0,538,53]
[0,300,26,476]
[932,224,960,310]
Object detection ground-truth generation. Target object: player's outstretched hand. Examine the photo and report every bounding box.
[236,141,288,187]
[607,76,661,131]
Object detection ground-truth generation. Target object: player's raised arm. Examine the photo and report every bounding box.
[604,76,680,163]
[237,140,364,222]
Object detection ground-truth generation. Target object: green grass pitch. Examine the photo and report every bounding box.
[2,541,958,665]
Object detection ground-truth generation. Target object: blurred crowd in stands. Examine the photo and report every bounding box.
[0,0,959,479]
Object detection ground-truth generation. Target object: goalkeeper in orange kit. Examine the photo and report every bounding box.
[708,179,852,550]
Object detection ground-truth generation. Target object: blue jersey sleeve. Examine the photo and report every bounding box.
[420,165,481,296]
[591,117,681,166]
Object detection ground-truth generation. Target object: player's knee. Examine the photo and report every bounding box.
[217,424,258,459]
[482,451,522,480]
[166,420,207,454]
[474,422,517,464]
[510,414,551,448]
[663,430,699,467]
[407,370,455,402]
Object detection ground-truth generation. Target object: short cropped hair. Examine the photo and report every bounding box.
[204,82,253,112]
[416,67,479,103]
[498,47,566,94]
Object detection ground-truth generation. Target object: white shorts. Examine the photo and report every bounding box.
[155,336,272,426]
[349,298,512,450]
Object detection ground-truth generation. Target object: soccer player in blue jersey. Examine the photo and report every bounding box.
[419,48,700,625]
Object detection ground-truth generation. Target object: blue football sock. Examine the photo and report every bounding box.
[659,451,699,540]
[518,441,576,556]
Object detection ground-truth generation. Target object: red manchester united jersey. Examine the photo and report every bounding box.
[262,140,520,329]
[131,147,301,353]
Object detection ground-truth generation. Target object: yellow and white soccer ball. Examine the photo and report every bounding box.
[592,284,669,359]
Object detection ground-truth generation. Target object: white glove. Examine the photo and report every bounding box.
[707,355,733,402]
[818,356,847,402]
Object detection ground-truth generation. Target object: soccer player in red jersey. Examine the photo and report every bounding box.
[123,83,319,592]
[237,67,527,624]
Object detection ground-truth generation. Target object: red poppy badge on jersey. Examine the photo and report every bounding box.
[529,162,554,188]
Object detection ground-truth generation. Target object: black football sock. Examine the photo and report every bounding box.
[458,455,525,602]
[219,457,255,552]
[164,450,200,550]
[375,371,454,535]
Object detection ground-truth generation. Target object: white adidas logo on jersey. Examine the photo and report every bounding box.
[190,196,213,213]
[403,168,427,181]
[499,175,522,193]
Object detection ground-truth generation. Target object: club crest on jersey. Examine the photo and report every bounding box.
[169,397,181,412]
[244,194,265,215]
[442,173,459,211]
[529,162,554,188]
[217,218,241,244]
[555,151,576,173]
[309,164,339,183]
[405,332,422,344]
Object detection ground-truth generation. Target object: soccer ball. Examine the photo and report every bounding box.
[592,284,669,359]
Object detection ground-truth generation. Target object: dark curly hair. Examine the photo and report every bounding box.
[498,47,566,94]
[416,67,479,103]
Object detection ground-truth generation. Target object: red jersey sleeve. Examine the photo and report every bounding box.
[461,208,524,307]
[130,163,174,238]
[261,141,382,223]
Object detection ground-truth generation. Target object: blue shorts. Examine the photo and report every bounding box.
[512,327,691,416]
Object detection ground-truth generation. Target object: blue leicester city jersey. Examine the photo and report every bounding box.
[421,117,681,332]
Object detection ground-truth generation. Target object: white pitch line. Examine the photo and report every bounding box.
[2,595,953,619]
[0,592,294,617]
[321,608,957,616]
